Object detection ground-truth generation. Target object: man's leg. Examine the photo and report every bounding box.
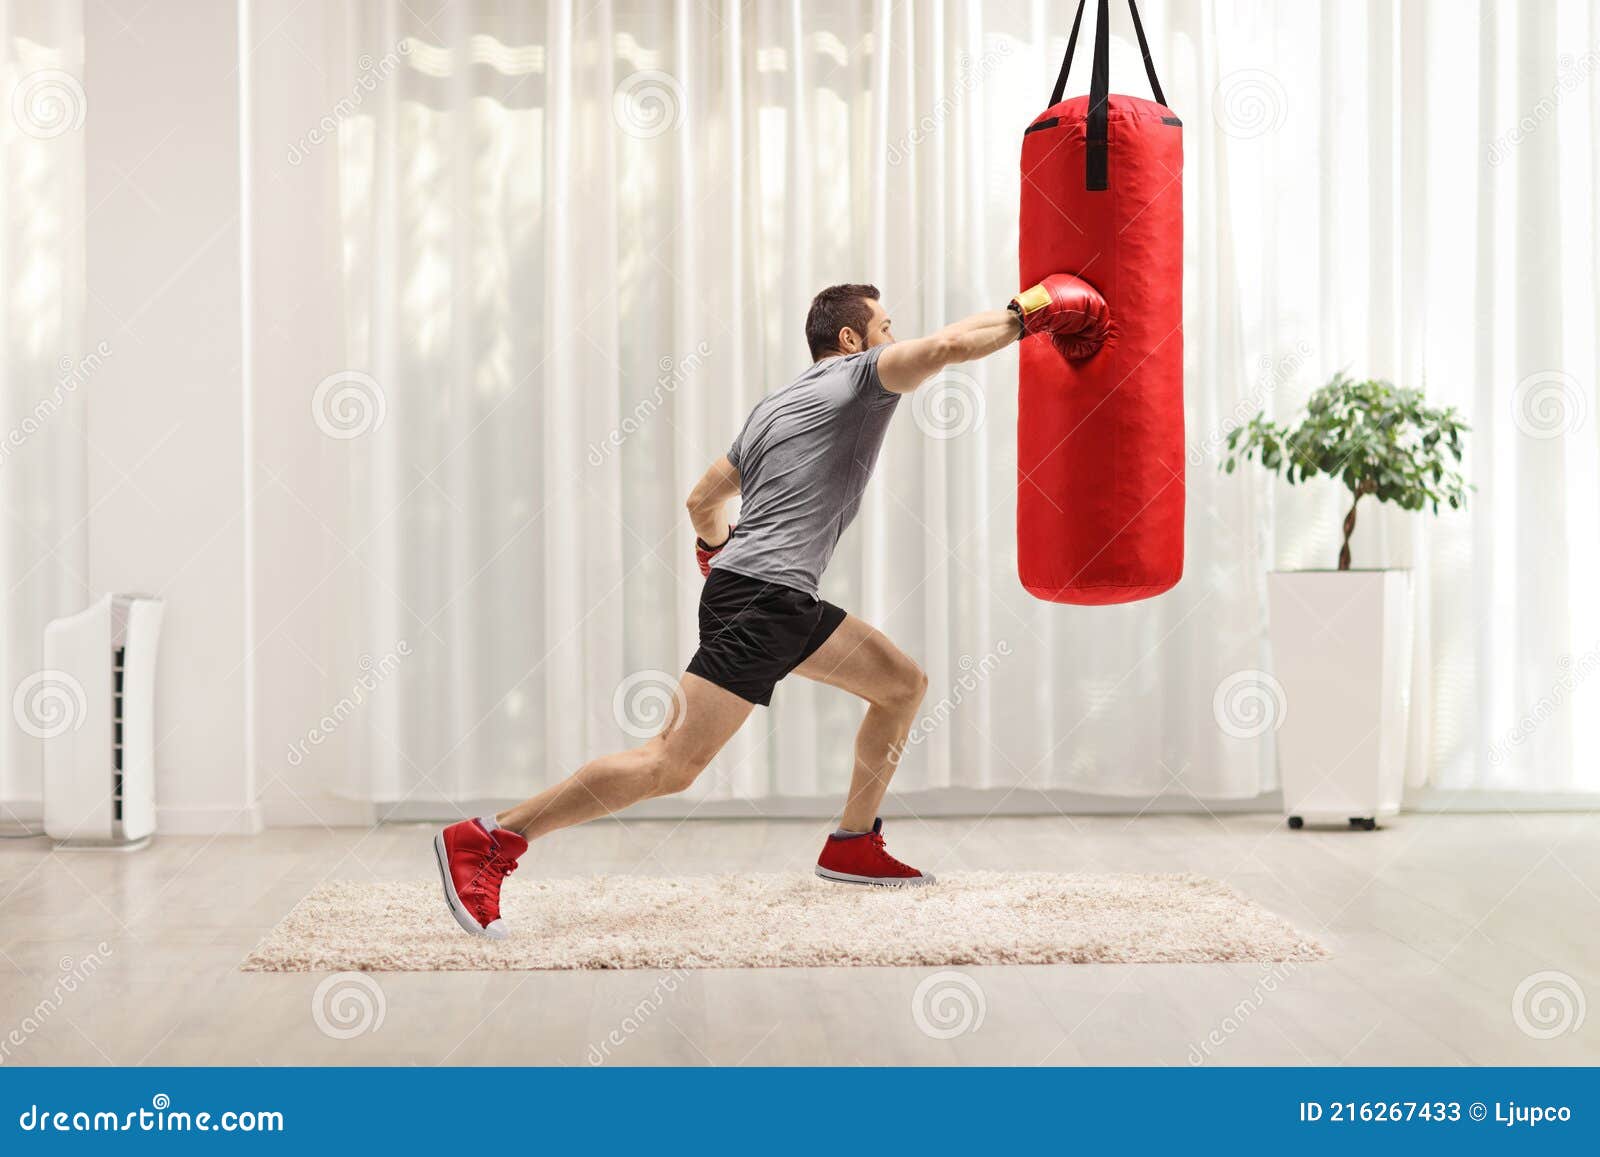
[495,672,753,840]
[791,614,928,831]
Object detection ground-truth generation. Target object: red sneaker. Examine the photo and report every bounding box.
[433,818,528,938]
[815,818,935,887]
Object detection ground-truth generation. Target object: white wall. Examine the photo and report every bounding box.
[83,0,257,834]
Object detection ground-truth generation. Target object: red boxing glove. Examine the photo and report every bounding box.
[695,528,733,577]
[1010,273,1111,359]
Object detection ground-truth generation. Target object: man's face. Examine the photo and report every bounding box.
[843,298,895,352]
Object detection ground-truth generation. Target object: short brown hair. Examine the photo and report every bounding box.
[805,283,879,360]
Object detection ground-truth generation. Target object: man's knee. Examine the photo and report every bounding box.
[876,661,929,714]
[647,748,708,797]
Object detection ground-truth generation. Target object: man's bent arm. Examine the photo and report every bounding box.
[876,310,1020,395]
[686,455,740,545]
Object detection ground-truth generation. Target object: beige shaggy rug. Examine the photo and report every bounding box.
[241,872,1326,972]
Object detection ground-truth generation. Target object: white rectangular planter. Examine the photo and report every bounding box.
[1267,570,1412,827]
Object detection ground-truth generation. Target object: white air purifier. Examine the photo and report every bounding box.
[42,594,164,849]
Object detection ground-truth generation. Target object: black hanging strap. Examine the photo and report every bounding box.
[1049,0,1090,108]
[1046,0,1168,192]
[1086,0,1111,190]
[1051,0,1166,109]
[1125,0,1167,106]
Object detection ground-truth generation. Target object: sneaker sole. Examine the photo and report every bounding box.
[815,865,936,887]
[433,831,500,938]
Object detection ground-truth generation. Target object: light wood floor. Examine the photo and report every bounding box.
[1,812,1596,1066]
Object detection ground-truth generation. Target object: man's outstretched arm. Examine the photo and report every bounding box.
[876,310,1021,395]
[876,274,1109,395]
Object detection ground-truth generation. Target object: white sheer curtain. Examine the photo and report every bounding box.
[264,0,1599,812]
[0,0,87,813]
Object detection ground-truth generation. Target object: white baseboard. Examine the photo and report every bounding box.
[260,794,376,829]
[1,799,42,824]
[156,803,264,836]
[9,799,267,836]
[1403,787,1600,813]
[376,787,1287,824]
[143,785,1597,833]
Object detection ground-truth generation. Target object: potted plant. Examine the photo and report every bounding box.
[1222,373,1469,830]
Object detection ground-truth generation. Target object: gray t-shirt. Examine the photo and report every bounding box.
[714,346,900,597]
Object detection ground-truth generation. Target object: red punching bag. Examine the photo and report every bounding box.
[1017,0,1184,605]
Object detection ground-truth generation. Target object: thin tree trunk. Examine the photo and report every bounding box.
[1339,489,1365,570]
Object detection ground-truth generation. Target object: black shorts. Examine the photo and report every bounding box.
[685,568,847,706]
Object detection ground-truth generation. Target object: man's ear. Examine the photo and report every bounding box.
[837,327,861,354]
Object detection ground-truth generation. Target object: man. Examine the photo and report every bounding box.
[435,275,1108,937]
